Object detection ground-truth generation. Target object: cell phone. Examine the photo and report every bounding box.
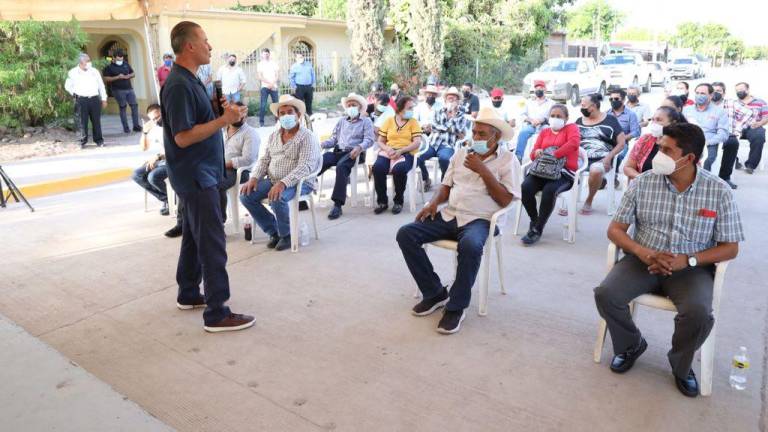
[214,80,224,115]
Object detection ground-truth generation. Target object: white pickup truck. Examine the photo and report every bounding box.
[523,57,608,106]
[597,53,654,92]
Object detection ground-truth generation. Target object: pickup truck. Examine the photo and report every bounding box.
[522,57,607,106]
[668,57,704,79]
[597,53,654,92]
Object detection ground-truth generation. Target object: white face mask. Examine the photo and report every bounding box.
[115,60,124,66]
[549,117,565,131]
[651,151,686,176]
[85,61,92,69]
[648,122,664,138]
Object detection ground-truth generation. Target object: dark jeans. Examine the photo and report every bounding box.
[718,135,740,181]
[132,161,168,203]
[319,149,365,206]
[372,153,413,205]
[703,143,719,171]
[217,168,250,223]
[113,88,139,131]
[176,186,231,325]
[294,84,314,115]
[259,87,279,125]
[521,174,573,233]
[594,254,715,379]
[396,213,496,311]
[76,95,103,145]
[744,126,766,169]
[417,145,454,182]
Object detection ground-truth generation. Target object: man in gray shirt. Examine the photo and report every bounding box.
[220,102,261,220]
[683,83,729,171]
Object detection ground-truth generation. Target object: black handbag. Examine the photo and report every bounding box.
[529,146,565,180]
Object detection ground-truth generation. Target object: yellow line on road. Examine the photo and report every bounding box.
[18,168,133,199]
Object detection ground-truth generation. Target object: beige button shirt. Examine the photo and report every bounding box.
[440,147,522,227]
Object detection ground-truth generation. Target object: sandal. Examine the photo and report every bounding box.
[579,205,593,216]
[558,208,568,217]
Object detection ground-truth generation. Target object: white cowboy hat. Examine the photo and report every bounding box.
[473,107,515,141]
[340,92,367,108]
[421,85,439,95]
[443,86,461,98]
[270,94,306,117]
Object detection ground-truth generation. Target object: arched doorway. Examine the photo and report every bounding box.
[284,37,316,76]
[99,38,130,61]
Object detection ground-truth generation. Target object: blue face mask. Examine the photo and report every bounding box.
[695,94,709,106]
[164,59,172,67]
[280,114,297,130]
[377,104,388,113]
[403,110,414,120]
[471,140,489,154]
[345,106,359,118]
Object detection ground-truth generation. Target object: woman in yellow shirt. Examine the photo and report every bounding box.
[373,96,423,214]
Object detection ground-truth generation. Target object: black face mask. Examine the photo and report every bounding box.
[391,90,398,96]
[580,108,591,117]
[232,121,243,128]
[610,100,623,111]
[463,91,471,98]
[426,96,436,106]
[154,118,163,127]
[736,91,748,100]
[534,89,544,98]
[228,60,236,66]
[679,93,688,103]
[712,92,723,102]
[492,100,503,108]
[627,95,638,103]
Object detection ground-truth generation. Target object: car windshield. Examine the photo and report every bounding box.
[539,60,578,72]
[600,56,635,65]
[674,58,693,64]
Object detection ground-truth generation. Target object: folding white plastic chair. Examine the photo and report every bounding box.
[513,148,588,243]
[577,152,620,215]
[593,242,731,396]
[164,178,179,218]
[318,149,371,207]
[420,202,515,316]
[369,142,427,213]
[225,167,248,234]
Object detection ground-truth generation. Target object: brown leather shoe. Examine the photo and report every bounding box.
[203,313,256,333]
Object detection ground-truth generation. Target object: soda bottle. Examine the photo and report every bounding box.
[244,214,252,241]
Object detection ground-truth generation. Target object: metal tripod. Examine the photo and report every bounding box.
[0,165,34,212]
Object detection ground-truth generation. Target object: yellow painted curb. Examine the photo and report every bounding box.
[18,168,133,199]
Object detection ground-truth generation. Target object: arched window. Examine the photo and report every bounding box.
[99,38,129,61]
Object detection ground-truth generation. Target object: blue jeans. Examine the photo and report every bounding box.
[396,213,496,311]
[239,177,313,238]
[225,91,241,103]
[515,124,538,160]
[112,88,139,131]
[132,161,168,203]
[259,87,279,125]
[417,145,454,181]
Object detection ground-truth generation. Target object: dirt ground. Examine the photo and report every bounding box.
[0,128,81,162]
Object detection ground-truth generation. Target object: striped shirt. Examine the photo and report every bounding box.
[716,99,754,135]
[429,107,469,149]
[614,168,744,254]
[745,97,768,123]
[320,116,375,151]
[253,126,322,189]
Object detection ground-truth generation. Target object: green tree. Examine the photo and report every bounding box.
[670,22,745,65]
[406,0,444,76]
[346,0,386,83]
[565,0,624,40]
[0,20,87,128]
[318,0,347,19]
[232,0,317,16]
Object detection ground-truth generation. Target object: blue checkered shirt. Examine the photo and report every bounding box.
[429,107,469,149]
[614,168,744,254]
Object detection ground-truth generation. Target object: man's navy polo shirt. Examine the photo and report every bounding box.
[103,62,134,91]
[160,63,224,195]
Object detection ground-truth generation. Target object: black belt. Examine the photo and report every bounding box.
[75,95,100,99]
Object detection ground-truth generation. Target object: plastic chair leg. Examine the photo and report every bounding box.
[513,200,523,236]
[309,197,319,240]
[228,187,240,234]
[290,198,299,252]
[349,167,357,207]
[144,190,149,212]
[496,237,506,295]
[594,319,608,363]
[700,326,716,396]
[478,244,491,317]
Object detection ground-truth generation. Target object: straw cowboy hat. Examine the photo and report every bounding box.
[340,92,367,108]
[443,86,461,98]
[473,107,515,141]
[270,94,306,117]
[421,84,439,95]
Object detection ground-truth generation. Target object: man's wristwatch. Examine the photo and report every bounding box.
[687,255,698,267]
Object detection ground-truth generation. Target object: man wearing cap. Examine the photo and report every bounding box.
[397,107,522,335]
[240,94,321,251]
[319,93,375,220]
[489,87,516,129]
[103,49,142,134]
[515,80,554,160]
[417,86,469,191]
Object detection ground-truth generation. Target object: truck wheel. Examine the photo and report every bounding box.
[570,85,580,106]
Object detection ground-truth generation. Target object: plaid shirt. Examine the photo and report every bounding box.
[718,99,754,136]
[253,126,322,189]
[429,107,469,149]
[614,168,744,254]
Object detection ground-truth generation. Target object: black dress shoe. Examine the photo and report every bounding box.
[374,203,388,214]
[275,236,291,251]
[266,234,280,249]
[132,125,143,132]
[610,338,647,373]
[160,202,170,216]
[725,180,738,189]
[164,225,182,238]
[392,203,403,214]
[328,205,342,220]
[674,369,699,397]
[521,229,541,246]
[123,128,131,134]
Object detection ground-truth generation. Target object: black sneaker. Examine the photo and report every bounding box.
[266,234,280,249]
[745,167,754,174]
[328,205,342,220]
[437,309,466,335]
[123,127,131,134]
[423,178,432,192]
[275,236,291,251]
[164,225,182,238]
[392,204,403,214]
[176,296,206,310]
[374,203,388,214]
[735,161,743,170]
[725,180,738,190]
[132,125,143,132]
[411,288,449,316]
[160,202,170,216]
[299,201,309,211]
[96,141,104,147]
[521,229,541,246]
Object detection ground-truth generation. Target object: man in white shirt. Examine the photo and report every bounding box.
[257,48,280,127]
[396,107,522,335]
[64,53,108,147]
[216,53,247,103]
[514,80,553,160]
[132,104,170,214]
[220,101,261,221]
[415,85,440,134]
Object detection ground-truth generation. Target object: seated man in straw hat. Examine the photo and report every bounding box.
[319,93,376,220]
[396,107,522,334]
[239,94,321,251]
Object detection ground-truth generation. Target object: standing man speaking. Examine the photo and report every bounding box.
[161,21,255,333]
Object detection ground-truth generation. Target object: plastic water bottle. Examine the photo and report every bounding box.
[729,346,750,390]
[243,214,252,241]
[299,221,310,246]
